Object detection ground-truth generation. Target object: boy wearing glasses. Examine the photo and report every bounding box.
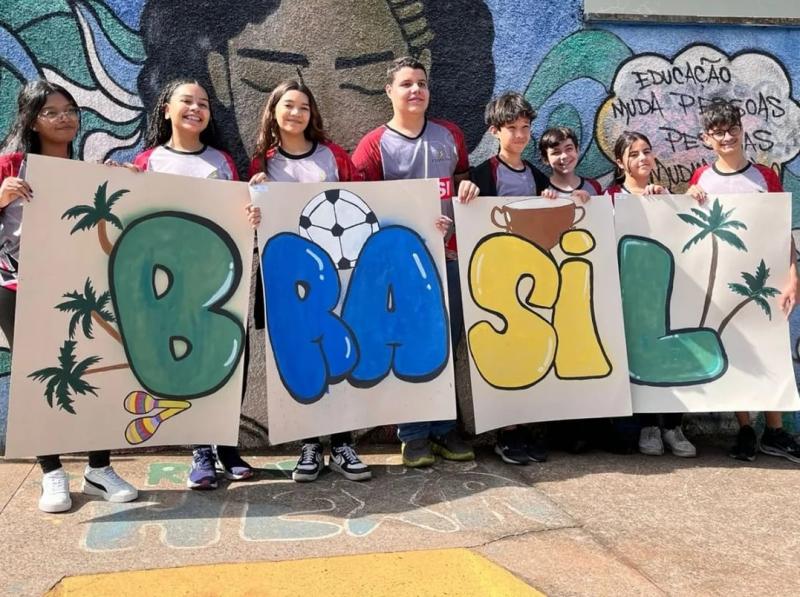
[687,97,800,463]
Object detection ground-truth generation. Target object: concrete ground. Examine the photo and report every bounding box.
[1,439,799,596]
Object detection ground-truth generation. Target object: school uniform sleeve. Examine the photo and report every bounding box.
[247,155,261,180]
[688,164,710,187]
[132,148,154,172]
[754,164,784,192]
[325,141,362,182]
[470,158,497,196]
[219,150,239,181]
[351,128,385,181]
[435,119,470,175]
[586,177,602,195]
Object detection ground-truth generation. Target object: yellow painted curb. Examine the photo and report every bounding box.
[47,548,543,596]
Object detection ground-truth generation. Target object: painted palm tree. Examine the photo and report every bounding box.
[678,198,747,327]
[61,181,127,255]
[56,278,120,342]
[28,340,100,414]
[718,260,780,335]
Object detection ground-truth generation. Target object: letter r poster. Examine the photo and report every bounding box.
[6,156,253,457]
[253,179,456,445]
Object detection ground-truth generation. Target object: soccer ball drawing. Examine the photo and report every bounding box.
[298,189,380,270]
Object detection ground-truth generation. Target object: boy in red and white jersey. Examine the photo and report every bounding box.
[688,97,800,464]
[352,56,479,468]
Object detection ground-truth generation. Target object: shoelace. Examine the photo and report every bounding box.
[44,474,69,493]
[335,445,361,465]
[194,450,215,468]
[299,444,320,465]
[94,466,125,485]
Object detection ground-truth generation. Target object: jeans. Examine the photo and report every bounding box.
[397,260,463,443]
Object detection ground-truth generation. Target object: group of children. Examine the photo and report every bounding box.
[1,56,799,515]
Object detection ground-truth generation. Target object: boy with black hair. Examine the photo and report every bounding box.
[539,126,601,202]
[352,56,479,468]
[470,91,549,464]
[688,97,800,463]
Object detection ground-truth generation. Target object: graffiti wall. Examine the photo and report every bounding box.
[2,0,799,442]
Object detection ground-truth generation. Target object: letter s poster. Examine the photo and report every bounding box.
[6,156,253,457]
[253,179,455,444]
[453,196,631,433]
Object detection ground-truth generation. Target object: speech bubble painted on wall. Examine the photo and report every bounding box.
[595,44,800,192]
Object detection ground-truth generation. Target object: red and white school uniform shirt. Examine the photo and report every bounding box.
[133,145,239,180]
[351,118,469,256]
[247,140,359,183]
[688,162,783,194]
[0,152,25,291]
[547,176,602,198]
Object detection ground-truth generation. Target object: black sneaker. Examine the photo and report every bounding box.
[729,425,757,462]
[760,427,800,464]
[292,442,323,482]
[214,445,254,481]
[329,444,372,481]
[494,428,529,465]
[525,435,549,463]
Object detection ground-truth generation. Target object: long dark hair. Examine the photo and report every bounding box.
[142,79,225,150]
[613,131,652,183]
[253,80,327,158]
[0,79,79,157]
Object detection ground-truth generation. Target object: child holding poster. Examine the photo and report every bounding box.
[132,78,260,489]
[0,80,138,512]
[469,92,549,465]
[248,79,372,483]
[539,127,601,202]
[687,98,800,463]
[352,56,479,468]
[606,130,697,458]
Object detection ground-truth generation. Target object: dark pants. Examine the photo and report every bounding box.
[638,413,684,430]
[302,432,352,447]
[397,259,462,442]
[0,287,110,473]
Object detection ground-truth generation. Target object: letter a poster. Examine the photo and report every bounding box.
[454,196,632,433]
[6,156,253,457]
[615,193,800,413]
[253,179,455,444]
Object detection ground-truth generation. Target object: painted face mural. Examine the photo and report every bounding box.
[138,0,495,168]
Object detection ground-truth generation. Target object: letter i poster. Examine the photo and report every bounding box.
[453,196,632,433]
[253,179,455,444]
[6,156,253,457]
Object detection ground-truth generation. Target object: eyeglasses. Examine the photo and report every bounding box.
[38,107,80,121]
[707,125,742,141]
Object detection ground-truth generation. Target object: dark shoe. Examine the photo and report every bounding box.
[431,430,474,461]
[729,425,757,462]
[494,428,529,465]
[293,442,324,482]
[329,443,372,481]
[760,427,800,464]
[215,445,254,481]
[401,438,435,468]
[188,446,218,489]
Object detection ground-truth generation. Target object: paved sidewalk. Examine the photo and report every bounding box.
[1,440,799,595]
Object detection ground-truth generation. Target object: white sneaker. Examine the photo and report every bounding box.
[39,468,72,513]
[639,426,664,456]
[83,466,138,503]
[662,427,697,458]
[329,444,372,481]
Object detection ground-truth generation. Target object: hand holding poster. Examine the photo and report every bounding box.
[615,193,800,413]
[6,155,253,457]
[454,195,632,433]
[253,179,455,445]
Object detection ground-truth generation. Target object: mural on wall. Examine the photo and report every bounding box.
[0,0,494,172]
